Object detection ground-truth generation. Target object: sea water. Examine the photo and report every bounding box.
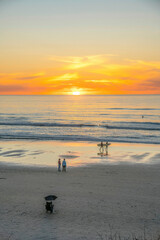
[0,95,160,144]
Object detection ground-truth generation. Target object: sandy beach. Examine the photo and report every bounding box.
[0,141,160,240]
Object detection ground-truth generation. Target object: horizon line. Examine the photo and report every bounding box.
[0,94,160,96]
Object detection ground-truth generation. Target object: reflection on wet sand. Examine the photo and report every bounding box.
[0,140,159,167]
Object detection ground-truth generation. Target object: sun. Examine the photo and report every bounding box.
[72,91,80,95]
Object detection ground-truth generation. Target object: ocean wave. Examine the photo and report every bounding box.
[0,121,160,131]
[0,134,98,142]
[0,122,96,128]
[102,125,160,131]
[106,108,160,110]
[0,133,159,144]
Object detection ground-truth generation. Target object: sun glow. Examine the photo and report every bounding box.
[72,91,80,95]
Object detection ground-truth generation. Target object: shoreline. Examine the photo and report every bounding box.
[1,137,160,145]
[0,140,160,168]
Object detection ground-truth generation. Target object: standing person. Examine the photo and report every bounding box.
[62,158,66,172]
[100,141,104,153]
[58,158,61,172]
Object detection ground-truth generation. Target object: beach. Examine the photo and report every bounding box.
[0,95,160,239]
[0,141,160,240]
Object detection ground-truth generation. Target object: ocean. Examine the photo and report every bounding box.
[0,95,160,144]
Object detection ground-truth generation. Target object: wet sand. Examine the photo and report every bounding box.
[0,140,160,167]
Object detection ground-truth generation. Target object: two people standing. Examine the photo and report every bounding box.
[58,158,67,172]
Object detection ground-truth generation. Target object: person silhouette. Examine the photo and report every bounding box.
[62,158,67,172]
[100,141,104,153]
[58,158,61,172]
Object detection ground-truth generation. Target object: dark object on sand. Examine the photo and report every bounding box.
[45,195,57,213]
[45,195,57,201]
[45,201,54,213]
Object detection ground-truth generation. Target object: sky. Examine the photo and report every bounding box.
[0,0,160,95]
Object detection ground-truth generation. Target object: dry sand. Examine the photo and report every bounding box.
[0,163,160,240]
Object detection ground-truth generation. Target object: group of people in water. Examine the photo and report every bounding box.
[58,158,67,172]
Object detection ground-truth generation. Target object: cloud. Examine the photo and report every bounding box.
[16,72,45,80]
[49,73,78,81]
[139,78,160,89]
[85,79,114,83]
[17,76,39,80]
[49,54,113,70]
[1,55,160,94]
[0,85,26,92]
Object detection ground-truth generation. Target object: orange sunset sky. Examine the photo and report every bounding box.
[0,0,160,95]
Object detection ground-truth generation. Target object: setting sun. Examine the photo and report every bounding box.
[72,91,80,95]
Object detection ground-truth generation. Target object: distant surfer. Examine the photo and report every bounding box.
[105,142,110,154]
[100,142,104,152]
[97,141,111,156]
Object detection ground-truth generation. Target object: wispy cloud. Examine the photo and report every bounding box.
[0,85,26,92]
[0,55,160,94]
[17,76,39,80]
[49,73,78,81]
[49,54,114,70]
